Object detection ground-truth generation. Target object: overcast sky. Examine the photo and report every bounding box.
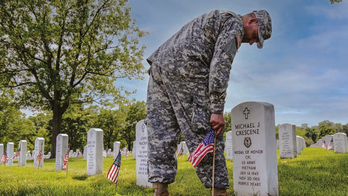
[114,0,348,127]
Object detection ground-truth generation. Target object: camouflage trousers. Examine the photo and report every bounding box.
[145,64,229,189]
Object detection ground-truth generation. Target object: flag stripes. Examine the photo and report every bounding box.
[188,130,215,167]
[107,150,121,184]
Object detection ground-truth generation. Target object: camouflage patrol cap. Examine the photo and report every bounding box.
[252,10,272,49]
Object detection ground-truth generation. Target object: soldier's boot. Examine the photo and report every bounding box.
[214,188,228,196]
[154,183,169,196]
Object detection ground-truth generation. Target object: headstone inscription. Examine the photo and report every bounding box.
[279,124,297,159]
[231,102,279,196]
[87,128,103,176]
[225,130,233,160]
[56,133,69,170]
[113,141,121,159]
[333,133,347,153]
[136,120,152,188]
[6,142,14,166]
[34,137,45,167]
[19,140,27,166]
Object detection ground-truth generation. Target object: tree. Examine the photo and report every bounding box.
[123,101,146,150]
[318,124,336,138]
[93,107,126,150]
[0,89,37,151]
[0,0,147,158]
[330,0,343,3]
[223,111,231,134]
[61,104,95,152]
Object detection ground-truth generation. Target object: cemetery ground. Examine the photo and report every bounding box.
[1,147,348,196]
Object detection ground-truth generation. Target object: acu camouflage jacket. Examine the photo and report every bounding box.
[147,10,245,114]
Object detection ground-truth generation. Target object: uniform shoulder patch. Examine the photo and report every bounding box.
[236,34,242,49]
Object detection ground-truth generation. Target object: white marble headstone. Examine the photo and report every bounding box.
[180,141,188,155]
[279,124,297,159]
[333,133,347,153]
[231,102,278,196]
[136,120,152,188]
[6,142,14,166]
[19,140,27,166]
[296,136,302,155]
[133,141,137,160]
[0,144,3,164]
[225,130,233,160]
[87,128,103,176]
[113,141,121,159]
[84,145,87,160]
[34,137,45,167]
[56,134,69,170]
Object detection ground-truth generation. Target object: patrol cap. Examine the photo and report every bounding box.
[252,10,272,49]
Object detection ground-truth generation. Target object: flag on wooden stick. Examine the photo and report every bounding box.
[1,151,8,163]
[188,130,215,167]
[63,152,69,169]
[107,150,121,184]
[11,148,21,160]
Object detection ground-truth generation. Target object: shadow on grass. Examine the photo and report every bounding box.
[72,174,89,181]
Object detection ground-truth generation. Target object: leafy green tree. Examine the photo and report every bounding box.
[305,127,317,143]
[330,0,343,4]
[0,0,147,158]
[93,107,126,150]
[343,124,348,136]
[223,111,231,134]
[0,89,37,151]
[318,124,336,138]
[61,105,95,152]
[123,101,146,150]
[28,113,52,153]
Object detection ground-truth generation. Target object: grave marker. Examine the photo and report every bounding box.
[333,133,347,153]
[56,134,69,170]
[19,140,27,166]
[6,142,14,166]
[34,138,45,167]
[87,128,103,176]
[231,102,278,196]
[279,124,297,159]
[113,141,121,159]
[225,130,233,160]
[136,120,152,187]
[0,144,3,164]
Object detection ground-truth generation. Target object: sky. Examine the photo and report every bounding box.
[114,0,348,128]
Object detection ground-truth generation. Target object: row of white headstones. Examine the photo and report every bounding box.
[2,102,347,195]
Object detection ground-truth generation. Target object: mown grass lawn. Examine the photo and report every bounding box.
[1,147,348,196]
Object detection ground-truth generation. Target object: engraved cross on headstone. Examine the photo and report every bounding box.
[243,107,250,119]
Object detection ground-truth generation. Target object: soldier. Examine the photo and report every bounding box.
[145,10,272,196]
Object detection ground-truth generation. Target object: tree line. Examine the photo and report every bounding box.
[0,88,146,154]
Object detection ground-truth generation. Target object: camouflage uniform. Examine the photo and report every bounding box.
[145,10,244,189]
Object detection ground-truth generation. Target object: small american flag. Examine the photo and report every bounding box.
[36,151,43,164]
[1,151,8,163]
[322,140,327,149]
[63,152,69,169]
[188,130,215,167]
[327,138,334,150]
[107,150,121,184]
[11,148,21,160]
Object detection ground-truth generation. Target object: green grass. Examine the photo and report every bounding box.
[1,147,348,195]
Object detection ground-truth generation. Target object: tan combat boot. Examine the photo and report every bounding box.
[154,183,169,196]
[214,188,228,196]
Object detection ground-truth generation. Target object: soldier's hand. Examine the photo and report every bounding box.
[210,113,225,136]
